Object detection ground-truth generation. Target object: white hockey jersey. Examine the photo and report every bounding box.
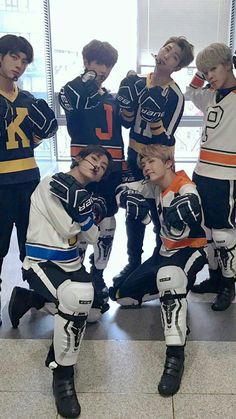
[23,176,99,272]
[185,85,236,180]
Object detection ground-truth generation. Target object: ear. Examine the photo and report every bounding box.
[165,159,173,169]
[83,58,88,69]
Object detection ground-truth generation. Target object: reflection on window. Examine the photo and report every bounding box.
[175,126,202,161]
[50,0,137,94]
[0,0,54,160]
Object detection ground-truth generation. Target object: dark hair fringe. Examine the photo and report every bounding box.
[233,51,236,69]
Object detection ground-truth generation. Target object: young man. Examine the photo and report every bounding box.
[186,43,236,310]
[109,144,207,396]
[113,36,194,285]
[0,34,58,325]
[9,145,112,418]
[58,39,125,319]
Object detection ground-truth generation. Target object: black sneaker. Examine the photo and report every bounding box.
[8,286,45,328]
[211,286,235,311]
[158,355,184,396]
[112,261,140,288]
[53,371,81,418]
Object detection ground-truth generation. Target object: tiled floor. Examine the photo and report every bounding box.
[0,161,236,418]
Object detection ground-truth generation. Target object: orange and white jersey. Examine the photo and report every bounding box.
[159,171,206,256]
[126,171,207,256]
[185,85,236,180]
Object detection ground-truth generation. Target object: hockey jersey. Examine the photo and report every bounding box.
[0,87,57,185]
[129,170,206,256]
[23,176,99,272]
[185,85,236,180]
[123,73,184,169]
[61,86,125,162]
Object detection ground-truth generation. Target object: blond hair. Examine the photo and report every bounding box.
[138,144,175,168]
[196,43,233,73]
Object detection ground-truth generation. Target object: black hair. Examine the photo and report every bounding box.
[0,34,33,63]
[71,145,113,175]
[233,51,236,69]
[82,39,118,68]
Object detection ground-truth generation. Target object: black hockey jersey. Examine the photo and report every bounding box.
[0,87,57,185]
[63,89,124,162]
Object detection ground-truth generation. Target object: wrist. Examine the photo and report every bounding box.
[190,72,205,89]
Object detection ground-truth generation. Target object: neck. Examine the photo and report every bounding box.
[151,68,172,87]
[68,167,87,186]
[157,170,176,191]
[222,72,236,89]
[0,74,15,94]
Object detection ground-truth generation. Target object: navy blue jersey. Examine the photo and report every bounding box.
[0,87,57,185]
[120,73,184,172]
[61,85,124,162]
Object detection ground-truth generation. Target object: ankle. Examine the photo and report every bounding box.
[53,364,74,379]
[166,345,185,360]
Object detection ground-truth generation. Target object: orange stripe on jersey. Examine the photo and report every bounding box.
[71,145,124,160]
[162,170,194,197]
[150,120,165,135]
[161,236,207,250]
[200,149,236,166]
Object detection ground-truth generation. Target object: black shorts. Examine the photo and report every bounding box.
[193,173,236,229]
[23,261,91,303]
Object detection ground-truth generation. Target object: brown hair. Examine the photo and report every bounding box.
[163,36,194,68]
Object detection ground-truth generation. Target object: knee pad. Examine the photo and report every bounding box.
[212,228,236,278]
[93,216,116,270]
[157,266,188,346]
[54,280,94,366]
[57,280,94,316]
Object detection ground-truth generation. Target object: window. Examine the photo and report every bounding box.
[137,0,232,161]
[49,0,137,159]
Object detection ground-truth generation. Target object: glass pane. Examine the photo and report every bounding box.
[49,0,137,159]
[0,0,54,160]
[56,125,71,160]
[175,126,202,161]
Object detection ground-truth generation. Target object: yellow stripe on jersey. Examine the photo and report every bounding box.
[0,157,37,174]
[129,138,146,154]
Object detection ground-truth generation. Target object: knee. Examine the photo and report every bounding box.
[57,280,94,315]
[212,228,236,249]
[157,266,187,295]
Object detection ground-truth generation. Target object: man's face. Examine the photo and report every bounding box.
[84,60,113,87]
[140,155,168,184]
[154,42,182,74]
[78,152,109,183]
[0,51,29,81]
[202,63,232,90]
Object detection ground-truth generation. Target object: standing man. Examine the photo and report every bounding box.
[113,36,194,284]
[186,43,236,310]
[59,39,125,319]
[0,34,58,325]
